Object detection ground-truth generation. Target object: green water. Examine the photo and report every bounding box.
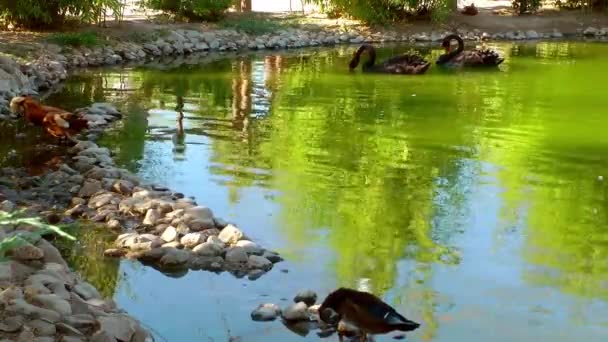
[47,41,608,341]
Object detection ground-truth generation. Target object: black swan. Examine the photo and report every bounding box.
[349,45,431,75]
[436,34,504,68]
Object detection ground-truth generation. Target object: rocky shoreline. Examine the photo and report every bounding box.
[2,24,608,120]
[0,21,606,342]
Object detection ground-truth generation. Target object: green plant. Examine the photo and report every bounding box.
[304,0,452,23]
[0,210,76,261]
[48,31,99,47]
[0,0,122,28]
[511,0,542,14]
[142,0,234,22]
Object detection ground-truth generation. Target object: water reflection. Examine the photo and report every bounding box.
[41,41,608,341]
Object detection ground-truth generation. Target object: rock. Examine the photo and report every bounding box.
[32,293,72,316]
[262,251,283,263]
[525,30,540,39]
[10,243,44,261]
[218,224,245,245]
[1,199,15,212]
[143,209,160,225]
[36,239,68,267]
[6,298,61,322]
[207,235,224,246]
[97,315,136,342]
[236,240,263,255]
[584,27,598,36]
[78,179,102,198]
[251,303,281,321]
[112,180,133,195]
[107,219,122,230]
[247,269,266,280]
[192,242,223,257]
[159,248,191,266]
[0,286,23,304]
[63,314,96,332]
[74,281,101,300]
[188,218,215,231]
[185,206,213,221]
[103,248,127,258]
[27,319,56,336]
[281,302,309,321]
[0,316,23,333]
[60,336,86,342]
[225,246,248,264]
[551,30,563,38]
[188,256,223,271]
[56,322,84,336]
[248,255,273,271]
[180,232,207,248]
[294,290,317,306]
[160,226,178,242]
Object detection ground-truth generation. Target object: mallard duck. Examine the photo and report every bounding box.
[319,288,420,341]
[436,34,503,68]
[10,96,88,144]
[461,3,479,15]
[349,45,431,75]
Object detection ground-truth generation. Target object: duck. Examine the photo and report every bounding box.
[436,34,504,68]
[10,96,88,144]
[461,3,479,15]
[349,45,431,75]
[319,288,420,341]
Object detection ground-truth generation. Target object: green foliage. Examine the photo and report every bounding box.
[304,0,452,23]
[0,0,122,28]
[0,210,76,261]
[511,0,542,13]
[142,0,234,22]
[555,0,607,10]
[48,31,99,47]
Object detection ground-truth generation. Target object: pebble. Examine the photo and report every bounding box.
[294,290,318,306]
[251,303,281,321]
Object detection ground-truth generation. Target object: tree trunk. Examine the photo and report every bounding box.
[239,0,252,12]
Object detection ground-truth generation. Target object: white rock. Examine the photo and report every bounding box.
[525,30,540,39]
[281,302,309,321]
[236,240,263,255]
[584,27,598,36]
[218,224,244,245]
[180,232,206,249]
[161,226,178,242]
[251,303,281,321]
[143,209,160,225]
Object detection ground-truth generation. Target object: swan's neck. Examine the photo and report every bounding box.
[362,45,376,69]
[440,36,464,63]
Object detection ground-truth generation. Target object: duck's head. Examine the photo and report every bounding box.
[319,307,341,325]
[10,96,27,115]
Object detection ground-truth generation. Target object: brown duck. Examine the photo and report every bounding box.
[319,288,420,341]
[436,34,503,68]
[349,45,430,75]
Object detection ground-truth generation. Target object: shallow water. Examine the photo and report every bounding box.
[47,41,608,341]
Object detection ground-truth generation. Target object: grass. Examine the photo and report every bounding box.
[48,31,99,47]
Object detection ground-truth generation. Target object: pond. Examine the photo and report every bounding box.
[47,41,608,341]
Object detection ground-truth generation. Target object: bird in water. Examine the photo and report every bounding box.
[10,96,88,144]
[461,3,479,15]
[436,34,503,68]
[319,288,420,341]
[349,44,431,75]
